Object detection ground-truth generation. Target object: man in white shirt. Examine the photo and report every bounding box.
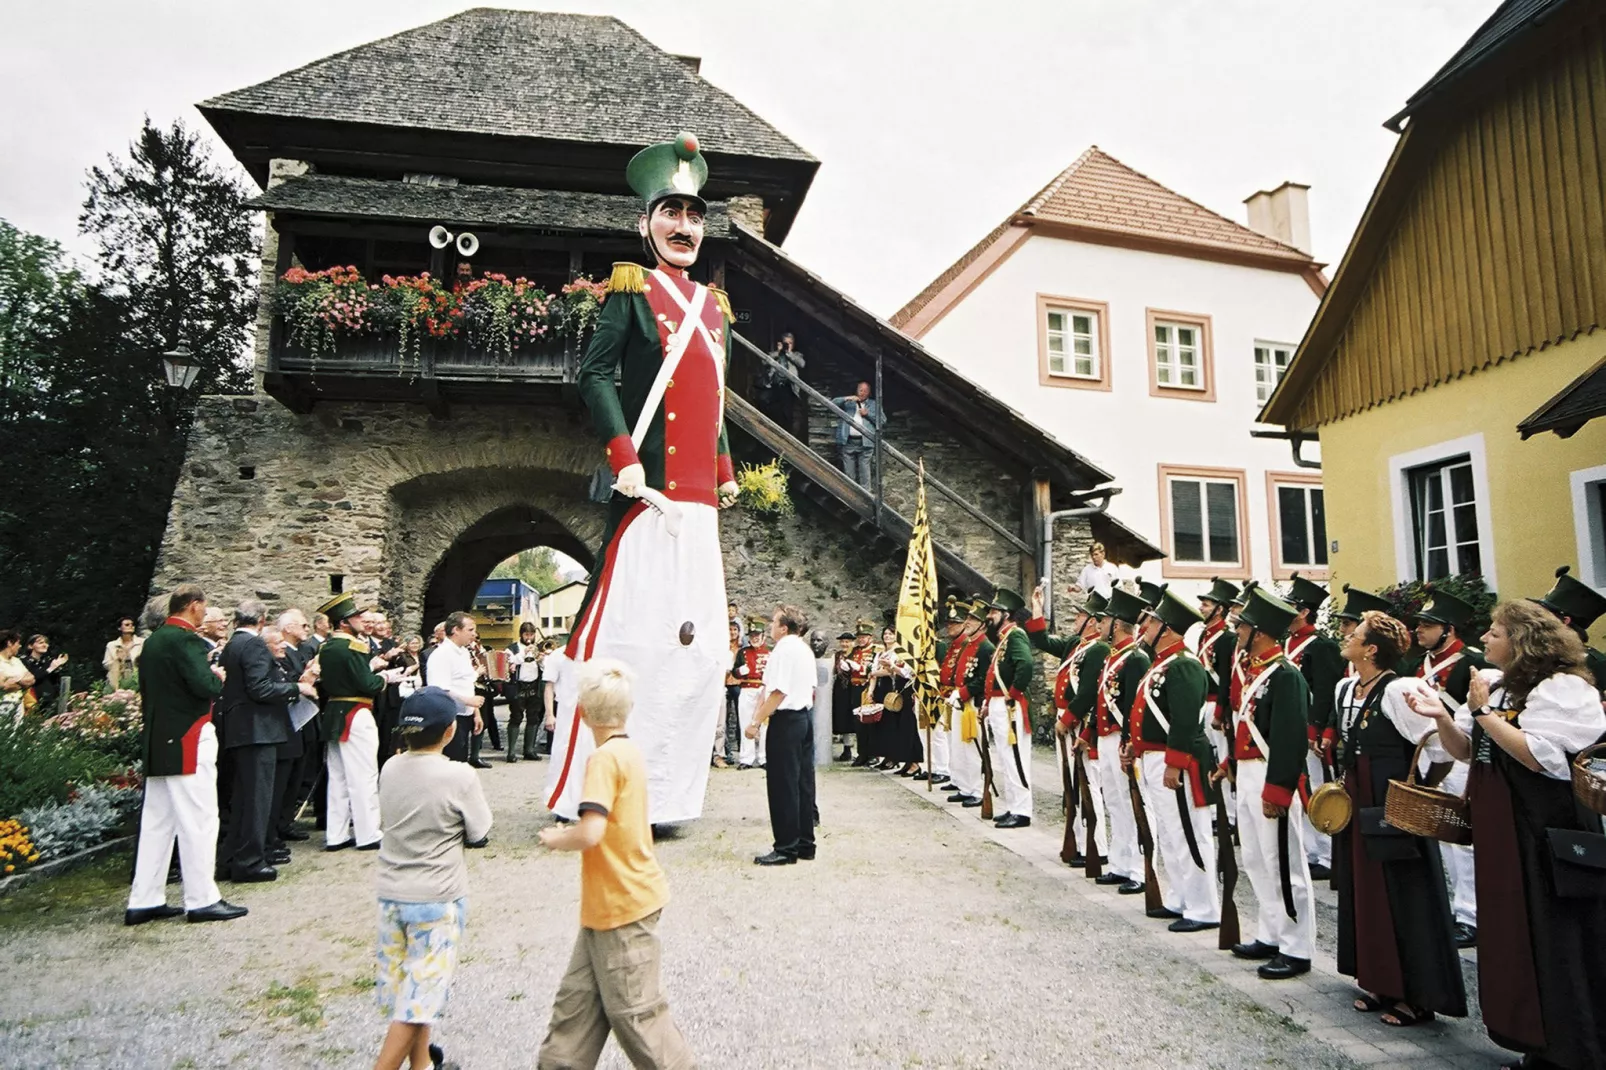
[1075,542,1120,601]
[541,644,586,821]
[746,605,818,866]
[424,612,483,765]
[504,623,544,763]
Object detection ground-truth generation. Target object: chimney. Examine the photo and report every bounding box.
[1243,181,1312,256]
[672,54,702,75]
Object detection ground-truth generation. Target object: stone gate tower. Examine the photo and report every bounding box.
[155,9,1157,636]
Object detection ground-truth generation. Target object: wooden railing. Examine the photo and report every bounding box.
[272,326,582,382]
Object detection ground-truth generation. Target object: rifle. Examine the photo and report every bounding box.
[1215,777,1240,950]
[977,708,996,821]
[1074,743,1102,879]
[1058,735,1078,863]
[1127,757,1162,913]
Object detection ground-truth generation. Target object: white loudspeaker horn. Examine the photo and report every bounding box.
[456,231,479,258]
[428,225,454,249]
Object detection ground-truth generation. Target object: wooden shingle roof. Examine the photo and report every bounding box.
[201,8,814,163]
[892,147,1318,334]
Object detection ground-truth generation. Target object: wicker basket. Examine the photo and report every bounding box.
[853,703,884,725]
[1383,730,1473,845]
[1573,742,1606,817]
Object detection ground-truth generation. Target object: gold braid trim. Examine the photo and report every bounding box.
[709,285,734,321]
[607,262,645,294]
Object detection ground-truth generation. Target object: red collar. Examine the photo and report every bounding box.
[1202,620,1226,639]
[1250,645,1285,671]
[1110,635,1134,654]
[1431,637,1465,659]
[1289,624,1316,642]
[1153,639,1186,661]
[164,616,197,632]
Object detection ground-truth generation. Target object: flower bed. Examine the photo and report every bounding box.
[2,686,143,867]
[272,266,608,365]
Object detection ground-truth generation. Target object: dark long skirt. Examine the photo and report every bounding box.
[831,682,860,737]
[1333,756,1467,1017]
[876,680,923,764]
[1469,748,1606,1069]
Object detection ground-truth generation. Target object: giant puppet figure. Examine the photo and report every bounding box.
[550,132,737,824]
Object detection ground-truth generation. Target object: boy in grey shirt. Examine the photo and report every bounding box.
[374,687,493,1070]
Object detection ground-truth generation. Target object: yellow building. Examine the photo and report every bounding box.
[1262,0,1606,602]
[538,580,588,637]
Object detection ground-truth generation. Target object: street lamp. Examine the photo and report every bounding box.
[161,345,203,390]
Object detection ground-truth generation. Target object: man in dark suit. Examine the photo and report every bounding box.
[273,609,321,842]
[219,600,313,882]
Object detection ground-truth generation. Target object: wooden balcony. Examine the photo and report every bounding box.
[264,319,587,413]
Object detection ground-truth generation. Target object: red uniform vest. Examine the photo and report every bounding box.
[643,271,727,507]
[738,644,769,689]
[1233,646,1285,761]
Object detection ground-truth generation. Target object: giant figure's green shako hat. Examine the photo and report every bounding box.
[626,132,709,212]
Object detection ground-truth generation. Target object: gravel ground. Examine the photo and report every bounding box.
[2,755,1365,1070]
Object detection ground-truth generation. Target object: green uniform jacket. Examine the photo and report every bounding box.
[1150,655,1218,804]
[1067,641,1110,723]
[139,621,224,777]
[1199,624,1237,704]
[1588,647,1606,693]
[1247,662,1311,808]
[1293,633,1345,742]
[317,633,385,742]
[1113,645,1152,745]
[1024,616,1078,660]
[575,283,733,494]
[987,627,1035,708]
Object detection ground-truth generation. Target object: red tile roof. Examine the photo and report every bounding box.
[892,147,1316,332]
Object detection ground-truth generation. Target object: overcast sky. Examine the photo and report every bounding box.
[3,0,1493,315]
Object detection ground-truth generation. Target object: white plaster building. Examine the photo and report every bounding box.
[893,148,1327,598]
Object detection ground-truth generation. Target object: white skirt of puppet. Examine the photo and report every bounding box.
[564,499,728,825]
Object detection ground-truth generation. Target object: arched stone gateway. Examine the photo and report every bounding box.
[151,395,609,627]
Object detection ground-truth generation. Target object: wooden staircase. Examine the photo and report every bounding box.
[723,391,994,595]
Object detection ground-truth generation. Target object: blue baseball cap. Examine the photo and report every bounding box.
[399,686,458,732]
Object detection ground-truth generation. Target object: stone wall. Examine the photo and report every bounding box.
[155,394,906,637]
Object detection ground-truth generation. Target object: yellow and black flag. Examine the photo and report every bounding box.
[895,459,942,750]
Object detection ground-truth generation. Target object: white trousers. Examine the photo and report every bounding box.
[1063,739,1109,859]
[928,722,950,776]
[1141,751,1219,923]
[985,697,1032,818]
[949,718,983,798]
[1235,761,1316,960]
[1305,750,1332,867]
[1097,734,1141,880]
[1438,761,1476,925]
[736,688,768,767]
[326,708,381,847]
[128,723,222,911]
[1204,702,1236,825]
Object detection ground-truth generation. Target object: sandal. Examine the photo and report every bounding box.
[1380,1003,1434,1028]
[1352,992,1384,1012]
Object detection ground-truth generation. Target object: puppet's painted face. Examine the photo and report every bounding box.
[640,197,704,269]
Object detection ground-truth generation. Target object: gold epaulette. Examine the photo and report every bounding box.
[709,285,733,321]
[607,262,646,294]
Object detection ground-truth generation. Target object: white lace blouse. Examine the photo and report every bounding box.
[1453,668,1605,780]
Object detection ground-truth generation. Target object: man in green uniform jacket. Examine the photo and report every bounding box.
[126,585,245,926]
[1133,588,1220,931]
[1228,586,1316,980]
[1537,565,1606,693]
[316,594,387,851]
[1104,589,1153,895]
[1284,573,1345,877]
[983,588,1036,829]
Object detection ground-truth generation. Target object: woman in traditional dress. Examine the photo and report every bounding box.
[1332,611,1466,1028]
[0,629,35,720]
[1411,600,1606,1070]
[873,627,922,775]
[830,632,860,762]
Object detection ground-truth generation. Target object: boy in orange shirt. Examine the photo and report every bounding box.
[536,658,696,1070]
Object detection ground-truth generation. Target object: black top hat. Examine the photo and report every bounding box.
[1200,577,1241,607]
[1136,580,1166,608]
[1537,566,1606,630]
[836,632,854,641]
[1105,587,1149,626]
[1231,579,1261,608]
[1285,572,1329,612]
[1238,586,1298,640]
[1414,586,1477,631]
[943,599,968,624]
[1151,587,1205,638]
[965,597,988,621]
[1336,584,1393,623]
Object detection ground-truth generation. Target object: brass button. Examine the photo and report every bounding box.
[667,379,675,388]
[667,446,676,455]
[605,446,612,455]
[667,412,676,421]
[668,481,677,490]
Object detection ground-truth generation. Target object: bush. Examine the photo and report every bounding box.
[736,459,794,517]
[1379,574,1496,640]
[17,783,141,861]
[0,718,127,819]
[46,687,143,767]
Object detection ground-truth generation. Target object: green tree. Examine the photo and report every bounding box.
[489,547,562,594]
[0,221,79,422]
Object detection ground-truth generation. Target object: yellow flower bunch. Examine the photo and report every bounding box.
[0,819,42,874]
[735,459,794,517]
